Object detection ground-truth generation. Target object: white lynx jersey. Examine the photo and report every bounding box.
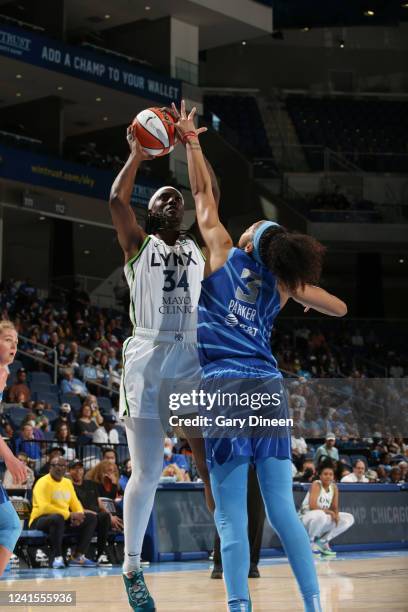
[124,234,205,332]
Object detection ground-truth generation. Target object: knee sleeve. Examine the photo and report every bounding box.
[0,501,22,553]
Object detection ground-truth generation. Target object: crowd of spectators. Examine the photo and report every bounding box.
[1,278,407,566]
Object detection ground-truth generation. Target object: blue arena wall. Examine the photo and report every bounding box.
[143,483,408,562]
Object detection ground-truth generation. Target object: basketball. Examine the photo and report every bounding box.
[131,107,177,157]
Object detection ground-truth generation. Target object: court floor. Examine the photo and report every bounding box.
[1,551,407,611]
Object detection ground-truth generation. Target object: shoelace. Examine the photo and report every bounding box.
[128,574,150,606]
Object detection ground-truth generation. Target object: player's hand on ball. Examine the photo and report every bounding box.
[170,99,207,144]
[126,125,154,161]
[5,454,28,485]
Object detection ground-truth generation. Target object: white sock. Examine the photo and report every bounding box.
[122,417,165,577]
[123,553,141,574]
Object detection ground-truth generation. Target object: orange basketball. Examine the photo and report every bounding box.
[131,107,176,157]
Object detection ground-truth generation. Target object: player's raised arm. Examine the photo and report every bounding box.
[171,100,232,273]
[109,127,150,262]
[290,284,347,317]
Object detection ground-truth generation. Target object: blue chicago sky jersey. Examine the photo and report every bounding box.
[197,248,281,377]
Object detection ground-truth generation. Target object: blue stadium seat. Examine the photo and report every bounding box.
[4,405,28,426]
[59,394,82,412]
[29,372,52,385]
[33,391,59,405]
[43,409,58,423]
[30,382,53,395]
[7,360,23,384]
[42,431,56,441]
[98,397,113,413]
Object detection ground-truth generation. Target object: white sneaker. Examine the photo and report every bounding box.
[52,556,65,569]
[97,554,112,566]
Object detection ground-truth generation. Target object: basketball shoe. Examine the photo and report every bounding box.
[123,570,156,611]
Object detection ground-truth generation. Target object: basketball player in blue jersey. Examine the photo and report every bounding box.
[171,100,347,612]
[0,321,28,576]
[109,120,219,611]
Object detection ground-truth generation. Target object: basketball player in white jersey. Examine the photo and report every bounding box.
[109,121,219,611]
[299,462,354,556]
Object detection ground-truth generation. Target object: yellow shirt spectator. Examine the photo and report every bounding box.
[29,473,83,526]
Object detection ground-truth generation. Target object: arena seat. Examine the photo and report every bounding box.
[33,391,59,406]
[98,396,113,413]
[29,372,52,385]
[204,95,273,159]
[286,94,408,172]
[59,393,82,412]
[4,405,29,426]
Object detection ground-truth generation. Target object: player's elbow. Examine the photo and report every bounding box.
[333,300,348,317]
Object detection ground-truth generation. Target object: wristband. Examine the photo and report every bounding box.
[181,131,198,144]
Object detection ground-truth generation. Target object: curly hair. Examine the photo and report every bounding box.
[258,226,326,293]
[85,459,119,484]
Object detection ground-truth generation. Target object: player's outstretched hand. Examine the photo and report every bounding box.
[169,100,207,144]
[5,453,27,485]
[126,125,154,161]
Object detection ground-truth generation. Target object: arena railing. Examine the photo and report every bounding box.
[17,335,58,385]
[15,335,120,399]
[255,146,408,175]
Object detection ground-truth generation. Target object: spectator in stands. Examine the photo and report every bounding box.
[96,353,110,386]
[341,459,368,483]
[60,367,88,398]
[366,469,379,483]
[55,423,76,462]
[336,463,351,482]
[92,415,119,445]
[75,404,99,440]
[119,459,131,493]
[108,347,118,369]
[299,462,355,556]
[68,459,114,566]
[102,448,117,465]
[293,458,316,483]
[313,433,339,467]
[3,452,35,490]
[85,460,122,508]
[163,437,190,481]
[21,413,45,441]
[38,446,66,477]
[291,425,308,469]
[376,465,389,483]
[52,403,73,432]
[14,424,41,463]
[33,401,50,433]
[7,368,31,403]
[398,461,408,482]
[80,355,98,385]
[84,395,104,425]
[161,464,186,482]
[389,466,403,484]
[29,456,97,568]
[57,342,68,366]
